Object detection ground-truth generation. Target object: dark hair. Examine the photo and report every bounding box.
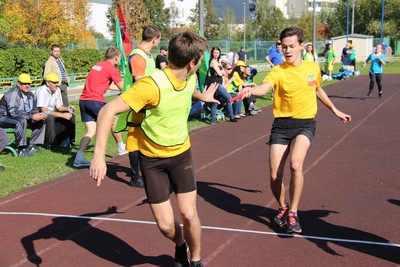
[51,44,60,50]
[168,31,209,68]
[210,46,221,61]
[105,46,121,59]
[142,25,161,41]
[280,27,304,44]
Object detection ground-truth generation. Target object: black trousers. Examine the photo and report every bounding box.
[44,114,76,146]
[368,72,383,93]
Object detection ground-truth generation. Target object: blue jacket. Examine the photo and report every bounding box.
[0,87,39,119]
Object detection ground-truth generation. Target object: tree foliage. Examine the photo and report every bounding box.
[188,0,219,39]
[252,0,287,40]
[320,0,400,39]
[218,7,237,40]
[0,0,92,48]
[107,0,170,41]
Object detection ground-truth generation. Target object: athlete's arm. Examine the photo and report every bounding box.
[244,81,273,97]
[316,86,351,123]
[90,96,131,186]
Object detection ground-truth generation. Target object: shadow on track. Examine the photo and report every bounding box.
[20,206,172,266]
[300,209,400,264]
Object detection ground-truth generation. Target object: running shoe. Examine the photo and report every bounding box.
[174,242,190,267]
[73,158,91,168]
[273,204,289,228]
[287,212,302,234]
[18,148,34,157]
[191,260,204,267]
[128,175,144,188]
[27,144,42,153]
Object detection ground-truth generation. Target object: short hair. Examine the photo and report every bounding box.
[280,27,304,44]
[167,31,209,68]
[51,44,60,50]
[105,47,121,59]
[142,25,161,42]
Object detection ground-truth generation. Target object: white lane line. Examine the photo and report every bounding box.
[1,212,399,249]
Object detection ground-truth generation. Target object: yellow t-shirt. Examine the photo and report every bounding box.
[263,60,321,119]
[120,67,191,158]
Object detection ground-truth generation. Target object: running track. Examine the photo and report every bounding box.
[0,74,399,266]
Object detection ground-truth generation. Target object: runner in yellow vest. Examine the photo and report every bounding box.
[126,25,160,188]
[90,31,219,267]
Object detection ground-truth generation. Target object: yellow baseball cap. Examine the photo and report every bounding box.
[236,60,248,67]
[18,73,32,84]
[45,72,59,83]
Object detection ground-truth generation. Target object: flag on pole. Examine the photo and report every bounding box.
[114,11,133,132]
[117,3,133,57]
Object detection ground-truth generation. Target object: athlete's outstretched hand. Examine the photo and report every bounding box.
[193,82,220,104]
[90,156,107,186]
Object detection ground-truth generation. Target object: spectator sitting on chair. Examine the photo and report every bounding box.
[0,74,46,157]
[231,61,258,116]
[35,73,76,149]
[0,128,9,171]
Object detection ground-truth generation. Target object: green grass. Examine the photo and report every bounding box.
[1,61,399,197]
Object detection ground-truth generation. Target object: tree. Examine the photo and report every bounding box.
[144,0,171,38]
[218,7,237,40]
[188,0,219,39]
[320,0,400,39]
[252,0,287,40]
[107,0,170,41]
[0,0,92,48]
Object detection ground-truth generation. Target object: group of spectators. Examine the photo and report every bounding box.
[0,45,77,160]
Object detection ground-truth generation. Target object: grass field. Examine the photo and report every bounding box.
[1,60,399,197]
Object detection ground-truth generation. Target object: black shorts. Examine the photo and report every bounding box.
[268,118,316,145]
[139,149,197,204]
[79,100,106,123]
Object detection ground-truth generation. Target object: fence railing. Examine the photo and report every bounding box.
[0,72,88,92]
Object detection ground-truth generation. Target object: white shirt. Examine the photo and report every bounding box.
[35,85,63,112]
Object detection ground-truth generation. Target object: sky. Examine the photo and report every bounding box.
[89,3,112,39]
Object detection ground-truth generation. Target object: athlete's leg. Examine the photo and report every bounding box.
[269,144,290,207]
[288,135,311,213]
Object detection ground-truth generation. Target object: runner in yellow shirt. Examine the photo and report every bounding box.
[243,27,351,234]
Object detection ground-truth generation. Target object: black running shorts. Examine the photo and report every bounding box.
[268,118,316,145]
[139,149,197,204]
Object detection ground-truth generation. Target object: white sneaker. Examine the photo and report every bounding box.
[118,143,128,155]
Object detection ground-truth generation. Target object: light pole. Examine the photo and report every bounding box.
[243,2,246,51]
[199,0,204,37]
[380,0,385,43]
[351,0,355,34]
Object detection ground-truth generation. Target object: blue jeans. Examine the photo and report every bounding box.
[210,85,234,122]
[229,93,242,116]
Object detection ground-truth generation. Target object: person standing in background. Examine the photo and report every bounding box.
[127,25,161,188]
[155,46,169,70]
[43,45,70,106]
[237,47,247,63]
[324,43,336,80]
[363,44,387,98]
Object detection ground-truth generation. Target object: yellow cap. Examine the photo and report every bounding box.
[18,73,32,84]
[45,72,59,83]
[236,60,248,67]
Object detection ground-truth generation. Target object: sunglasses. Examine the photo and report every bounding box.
[20,83,31,86]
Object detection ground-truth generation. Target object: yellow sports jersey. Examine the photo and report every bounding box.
[263,60,322,119]
[120,67,191,158]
